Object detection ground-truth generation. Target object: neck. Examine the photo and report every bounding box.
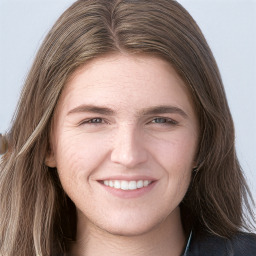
[69,209,186,256]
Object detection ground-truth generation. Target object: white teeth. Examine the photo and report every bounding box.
[109,180,114,187]
[121,180,129,190]
[128,181,137,190]
[137,180,144,188]
[103,180,152,190]
[114,180,121,189]
[144,180,149,186]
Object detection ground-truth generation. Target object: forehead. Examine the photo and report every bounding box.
[56,53,195,117]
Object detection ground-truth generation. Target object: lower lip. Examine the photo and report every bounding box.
[99,181,157,199]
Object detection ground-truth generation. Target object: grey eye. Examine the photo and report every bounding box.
[89,118,103,123]
[152,118,168,123]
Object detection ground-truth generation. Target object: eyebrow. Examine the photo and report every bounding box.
[68,105,115,115]
[67,104,188,118]
[140,106,188,118]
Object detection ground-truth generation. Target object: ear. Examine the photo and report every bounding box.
[192,161,199,173]
[45,148,57,168]
[192,155,199,169]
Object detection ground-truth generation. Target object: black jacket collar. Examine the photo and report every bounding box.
[186,231,256,256]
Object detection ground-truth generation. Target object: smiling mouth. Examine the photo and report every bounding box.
[100,180,153,191]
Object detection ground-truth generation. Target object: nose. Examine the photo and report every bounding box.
[110,125,148,168]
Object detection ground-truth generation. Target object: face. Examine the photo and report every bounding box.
[46,54,198,237]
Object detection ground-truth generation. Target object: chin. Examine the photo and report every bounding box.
[97,215,164,237]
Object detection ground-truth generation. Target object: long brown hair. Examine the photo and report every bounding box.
[0,0,254,255]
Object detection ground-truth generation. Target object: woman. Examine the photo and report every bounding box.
[0,0,255,255]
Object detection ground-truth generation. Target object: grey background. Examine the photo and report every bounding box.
[0,0,255,204]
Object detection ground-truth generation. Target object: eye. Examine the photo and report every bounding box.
[151,117,178,125]
[88,118,103,124]
[79,118,105,125]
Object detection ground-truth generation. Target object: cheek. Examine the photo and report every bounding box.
[149,130,197,171]
[149,130,197,199]
[54,130,109,183]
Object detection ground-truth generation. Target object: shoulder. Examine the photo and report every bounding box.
[230,233,256,254]
[187,231,256,256]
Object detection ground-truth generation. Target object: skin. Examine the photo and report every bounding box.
[46,53,199,256]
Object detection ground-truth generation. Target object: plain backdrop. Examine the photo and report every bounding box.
[0,0,255,204]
